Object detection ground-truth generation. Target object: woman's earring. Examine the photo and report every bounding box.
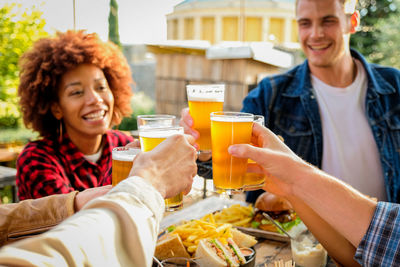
[59,120,63,143]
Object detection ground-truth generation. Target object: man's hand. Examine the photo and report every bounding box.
[74,185,112,211]
[129,134,198,199]
[228,123,312,197]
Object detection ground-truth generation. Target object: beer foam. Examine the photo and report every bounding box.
[211,116,253,122]
[112,148,140,161]
[139,128,184,138]
[186,84,225,102]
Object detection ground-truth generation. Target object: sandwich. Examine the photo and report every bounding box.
[252,192,300,233]
[231,228,257,248]
[154,233,191,260]
[195,238,246,267]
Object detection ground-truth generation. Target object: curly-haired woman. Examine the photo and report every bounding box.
[16,30,135,200]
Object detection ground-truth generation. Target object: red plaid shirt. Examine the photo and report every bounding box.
[16,130,134,200]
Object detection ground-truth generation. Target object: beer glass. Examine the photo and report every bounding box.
[243,115,266,191]
[112,147,141,186]
[210,112,254,195]
[137,114,176,129]
[139,126,184,211]
[186,84,225,153]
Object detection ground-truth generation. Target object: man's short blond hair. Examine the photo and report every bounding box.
[295,0,358,14]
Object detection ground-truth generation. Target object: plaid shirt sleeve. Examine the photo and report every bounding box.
[16,143,74,200]
[355,202,400,266]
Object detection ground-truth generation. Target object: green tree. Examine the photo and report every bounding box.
[108,0,121,47]
[350,0,399,63]
[0,3,48,128]
[372,1,400,68]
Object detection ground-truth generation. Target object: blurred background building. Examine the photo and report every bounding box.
[166,0,297,45]
[140,0,300,116]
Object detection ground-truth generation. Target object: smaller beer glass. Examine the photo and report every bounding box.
[112,147,141,186]
[137,115,176,129]
[210,112,253,195]
[139,126,184,211]
[243,115,266,191]
[186,84,225,153]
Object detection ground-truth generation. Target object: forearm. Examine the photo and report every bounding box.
[289,196,360,266]
[0,177,164,266]
[0,191,77,246]
[293,166,377,247]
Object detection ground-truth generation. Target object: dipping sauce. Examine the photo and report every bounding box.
[240,247,254,257]
[291,234,327,267]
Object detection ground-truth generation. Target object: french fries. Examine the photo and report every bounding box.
[169,218,233,255]
[211,204,254,227]
[166,204,255,255]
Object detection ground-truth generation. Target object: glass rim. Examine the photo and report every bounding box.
[210,111,254,118]
[138,125,183,132]
[112,146,141,152]
[186,83,225,88]
[136,114,176,120]
[112,147,141,161]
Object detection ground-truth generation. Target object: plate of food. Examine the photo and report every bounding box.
[155,214,257,266]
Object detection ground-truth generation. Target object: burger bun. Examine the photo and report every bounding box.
[255,192,292,211]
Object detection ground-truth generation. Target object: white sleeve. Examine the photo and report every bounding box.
[0,176,164,267]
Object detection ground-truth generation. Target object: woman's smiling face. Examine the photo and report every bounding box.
[52,64,114,140]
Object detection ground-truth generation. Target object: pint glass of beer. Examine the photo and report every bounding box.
[210,112,254,194]
[243,115,266,191]
[186,84,225,153]
[137,115,176,129]
[112,147,141,186]
[139,126,185,211]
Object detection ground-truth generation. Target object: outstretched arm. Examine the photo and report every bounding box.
[229,123,376,266]
[0,134,197,266]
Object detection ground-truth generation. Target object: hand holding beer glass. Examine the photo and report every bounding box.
[210,112,254,195]
[186,84,225,153]
[138,116,185,211]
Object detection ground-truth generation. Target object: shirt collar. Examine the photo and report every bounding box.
[58,132,110,171]
[283,48,396,98]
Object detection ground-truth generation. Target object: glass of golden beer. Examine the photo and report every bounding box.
[137,115,176,129]
[112,147,141,186]
[210,112,254,195]
[139,126,185,211]
[186,84,225,153]
[243,115,266,191]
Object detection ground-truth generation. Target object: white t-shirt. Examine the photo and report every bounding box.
[312,59,386,201]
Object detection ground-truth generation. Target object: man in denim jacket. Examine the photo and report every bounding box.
[180,0,400,203]
[244,0,400,203]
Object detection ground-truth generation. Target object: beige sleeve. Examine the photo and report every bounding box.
[0,177,164,267]
[0,191,77,247]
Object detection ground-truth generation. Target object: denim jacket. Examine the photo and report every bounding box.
[243,49,400,203]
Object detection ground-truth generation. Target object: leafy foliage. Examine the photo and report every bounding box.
[0,3,48,128]
[108,0,121,47]
[117,92,155,131]
[367,0,400,68]
[0,127,38,144]
[350,0,399,64]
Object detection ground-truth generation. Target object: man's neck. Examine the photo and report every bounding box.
[309,56,357,88]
